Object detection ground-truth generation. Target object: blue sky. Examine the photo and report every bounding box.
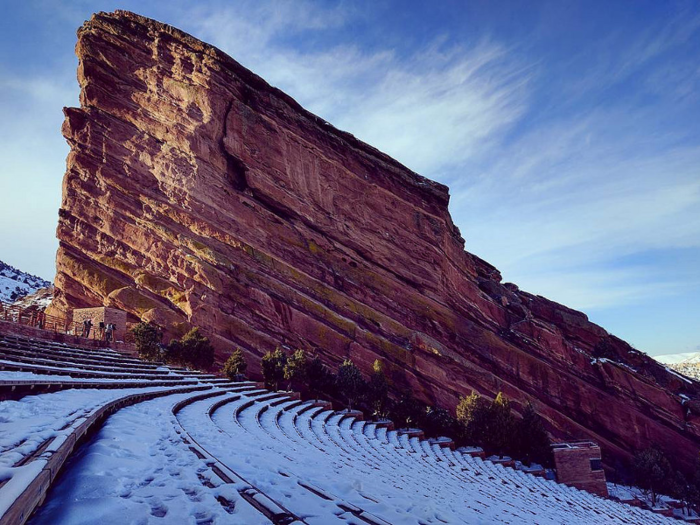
[0,0,698,357]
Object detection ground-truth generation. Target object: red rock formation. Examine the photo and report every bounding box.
[50,10,700,470]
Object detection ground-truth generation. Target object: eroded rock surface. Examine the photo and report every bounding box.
[50,10,700,469]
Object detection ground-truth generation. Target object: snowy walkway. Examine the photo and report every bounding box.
[29,391,268,525]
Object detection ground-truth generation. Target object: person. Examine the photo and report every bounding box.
[105,323,114,343]
[83,318,92,338]
[99,321,105,340]
[37,311,45,330]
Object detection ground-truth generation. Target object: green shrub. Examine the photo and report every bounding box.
[261,348,287,390]
[633,446,675,506]
[422,406,460,439]
[391,393,425,429]
[336,359,366,410]
[284,349,308,390]
[514,402,552,467]
[222,349,247,380]
[456,391,491,446]
[367,360,389,418]
[166,327,215,370]
[306,354,332,401]
[489,392,516,457]
[131,322,161,362]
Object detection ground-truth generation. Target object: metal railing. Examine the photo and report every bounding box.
[0,300,135,344]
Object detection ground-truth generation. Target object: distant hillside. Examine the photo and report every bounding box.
[654,353,700,383]
[0,260,51,303]
[655,352,700,365]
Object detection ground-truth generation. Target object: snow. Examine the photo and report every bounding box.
[0,369,177,384]
[168,389,674,524]
[0,387,173,468]
[0,332,679,524]
[0,260,50,303]
[665,367,693,384]
[654,352,700,365]
[608,483,698,519]
[29,390,268,525]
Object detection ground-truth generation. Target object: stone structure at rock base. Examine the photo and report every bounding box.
[72,306,127,342]
[552,441,608,497]
[47,10,700,475]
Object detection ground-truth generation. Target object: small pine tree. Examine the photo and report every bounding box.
[392,393,425,429]
[687,457,700,514]
[307,354,330,401]
[222,349,247,380]
[633,446,675,506]
[131,322,161,361]
[367,360,389,419]
[423,406,459,439]
[336,359,366,410]
[261,348,287,391]
[456,391,490,446]
[284,349,308,390]
[166,328,215,370]
[489,392,516,457]
[515,402,552,467]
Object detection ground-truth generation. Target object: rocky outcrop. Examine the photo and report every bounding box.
[50,10,700,470]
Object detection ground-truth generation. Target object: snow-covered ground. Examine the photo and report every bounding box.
[0,260,50,303]
[0,386,178,469]
[30,390,267,525]
[608,482,698,520]
[0,333,678,524]
[171,390,674,524]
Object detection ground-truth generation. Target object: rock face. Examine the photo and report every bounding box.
[50,10,700,470]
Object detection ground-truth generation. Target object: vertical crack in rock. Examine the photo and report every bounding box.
[221,99,249,193]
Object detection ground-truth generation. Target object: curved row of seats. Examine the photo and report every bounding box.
[172,387,675,525]
[0,334,282,525]
[0,334,189,387]
[0,331,679,524]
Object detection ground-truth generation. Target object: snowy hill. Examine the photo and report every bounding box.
[0,260,51,303]
[654,353,700,382]
[655,352,700,365]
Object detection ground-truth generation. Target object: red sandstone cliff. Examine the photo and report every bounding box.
[49,10,700,470]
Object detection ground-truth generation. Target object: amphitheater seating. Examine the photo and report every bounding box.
[0,331,680,524]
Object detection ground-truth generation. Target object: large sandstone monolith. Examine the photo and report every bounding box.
[50,10,700,470]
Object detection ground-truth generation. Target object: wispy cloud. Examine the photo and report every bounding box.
[185,1,700,316]
[1,0,698,354]
[186,1,531,174]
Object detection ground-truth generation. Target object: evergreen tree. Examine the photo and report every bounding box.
[633,446,675,506]
[165,328,215,370]
[222,348,247,380]
[131,322,161,361]
[423,406,459,439]
[456,391,490,446]
[336,359,366,410]
[392,393,425,429]
[687,458,700,513]
[367,360,389,418]
[284,349,308,390]
[306,354,330,401]
[261,348,287,391]
[515,402,552,467]
[488,392,516,457]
